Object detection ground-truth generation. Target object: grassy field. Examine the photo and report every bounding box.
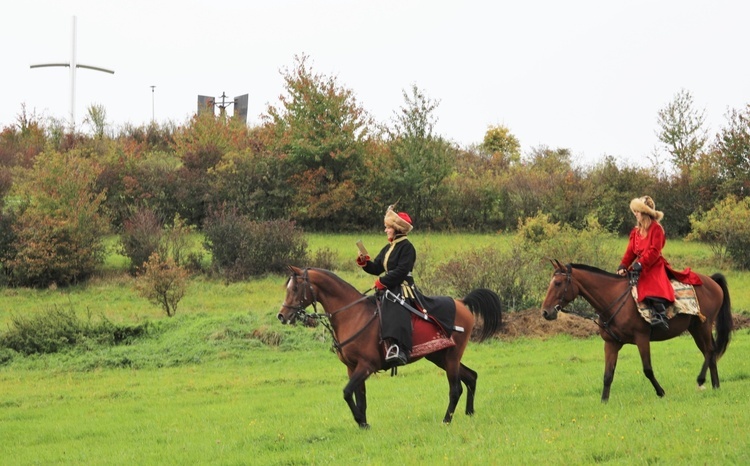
[1,232,749,465]
[1,331,749,465]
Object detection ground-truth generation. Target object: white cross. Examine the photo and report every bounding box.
[30,16,114,131]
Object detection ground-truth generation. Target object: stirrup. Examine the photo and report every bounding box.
[650,312,669,329]
[385,344,401,361]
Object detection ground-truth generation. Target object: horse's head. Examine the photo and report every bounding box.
[541,260,578,321]
[278,266,317,325]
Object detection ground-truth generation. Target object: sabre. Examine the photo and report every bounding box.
[383,290,464,333]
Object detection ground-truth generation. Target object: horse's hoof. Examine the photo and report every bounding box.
[359,422,370,430]
[698,384,707,391]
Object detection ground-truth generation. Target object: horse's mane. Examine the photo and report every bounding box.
[569,263,625,279]
[307,267,365,295]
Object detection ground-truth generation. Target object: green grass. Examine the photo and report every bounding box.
[1,331,749,465]
[1,232,749,464]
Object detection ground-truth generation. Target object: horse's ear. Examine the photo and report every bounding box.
[554,259,564,270]
[288,265,299,275]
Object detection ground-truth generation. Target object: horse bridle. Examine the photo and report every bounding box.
[555,264,631,344]
[282,269,378,352]
[553,264,575,315]
[282,269,320,321]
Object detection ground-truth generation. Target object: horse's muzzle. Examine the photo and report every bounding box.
[542,306,559,321]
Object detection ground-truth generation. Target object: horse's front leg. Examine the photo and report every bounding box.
[602,340,622,402]
[344,365,372,429]
[635,335,665,397]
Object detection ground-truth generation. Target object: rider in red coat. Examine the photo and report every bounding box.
[616,196,702,329]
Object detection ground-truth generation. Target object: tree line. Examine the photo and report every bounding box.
[1,55,749,287]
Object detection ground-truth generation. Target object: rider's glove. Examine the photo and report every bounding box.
[374,278,387,291]
[356,254,370,266]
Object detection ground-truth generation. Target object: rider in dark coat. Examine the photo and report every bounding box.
[357,205,416,366]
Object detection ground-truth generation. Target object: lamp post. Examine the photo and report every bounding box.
[150,85,156,122]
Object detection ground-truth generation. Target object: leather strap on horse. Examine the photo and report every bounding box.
[558,263,630,344]
[591,287,631,344]
[313,294,378,353]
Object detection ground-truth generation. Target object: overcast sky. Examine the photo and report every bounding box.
[2,1,748,166]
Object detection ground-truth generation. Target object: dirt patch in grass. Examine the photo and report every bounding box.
[499,308,750,340]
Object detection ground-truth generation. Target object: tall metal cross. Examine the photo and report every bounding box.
[30,16,115,131]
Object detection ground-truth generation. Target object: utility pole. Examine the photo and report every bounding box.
[30,16,115,131]
[150,85,156,122]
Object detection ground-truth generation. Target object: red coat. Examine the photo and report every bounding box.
[619,222,702,303]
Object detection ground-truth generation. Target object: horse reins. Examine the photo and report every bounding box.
[285,269,379,352]
[555,264,630,344]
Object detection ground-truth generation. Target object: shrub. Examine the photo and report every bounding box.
[6,151,109,287]
[120,207,164,275]
[0,305,148,355]
[0,209,17,286]
[203,206,308,280]
[429,244,537,311]
[163,213,194,267]
[308,247,339,270]
[426,213,617,312]
[518,213,618,271]
[688,195,750,269]
[120,209,197,276]
[134,253,189,317]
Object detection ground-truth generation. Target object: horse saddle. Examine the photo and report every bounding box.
[631,280,706,324]
[377,293,458,359]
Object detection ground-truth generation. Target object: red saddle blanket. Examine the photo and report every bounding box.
[409,313,456,358]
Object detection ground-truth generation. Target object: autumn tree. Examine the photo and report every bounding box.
[481,124,521,168]
[265,54,373,230]
[7,150,109,286]
[0,105,47,169]
[171,112,254,226]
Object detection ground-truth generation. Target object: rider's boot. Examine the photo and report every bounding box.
[650,302,669,330]
[384,339,408,366]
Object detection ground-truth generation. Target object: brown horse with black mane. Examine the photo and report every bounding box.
[541,260,733,402]
[278,266,502,428]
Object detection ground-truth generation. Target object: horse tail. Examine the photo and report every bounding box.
[711,273,733,359]
[462,288,503,342]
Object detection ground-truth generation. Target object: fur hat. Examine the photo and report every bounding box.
[384,205,413,234]
[630,195,664,221]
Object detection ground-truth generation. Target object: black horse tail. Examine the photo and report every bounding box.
[462,288,503,342]
[711,273,733,359]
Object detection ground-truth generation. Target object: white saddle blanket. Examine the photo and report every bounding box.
[631,280,705,323]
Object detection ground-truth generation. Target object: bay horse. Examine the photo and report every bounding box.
[277,266,502,428]
[541,260,732,402]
